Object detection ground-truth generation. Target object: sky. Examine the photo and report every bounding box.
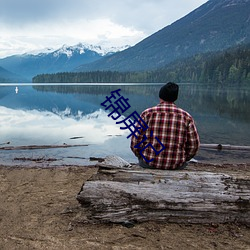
[0,0,208,58]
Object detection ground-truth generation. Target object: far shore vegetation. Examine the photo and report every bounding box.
[33,43,250,85]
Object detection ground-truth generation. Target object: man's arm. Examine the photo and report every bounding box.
[130,134,141,157]
[130,113,147,157]
[185,119,200,161]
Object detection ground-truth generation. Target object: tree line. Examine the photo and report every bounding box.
[32,43,250,85]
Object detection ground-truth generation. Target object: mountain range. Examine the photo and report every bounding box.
[0,0,249,82]
[0,44,129,82]
[0,66,23,83]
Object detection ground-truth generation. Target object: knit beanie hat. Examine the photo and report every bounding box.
[159,82,179,102]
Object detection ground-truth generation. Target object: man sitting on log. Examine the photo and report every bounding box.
[131,82,200,170]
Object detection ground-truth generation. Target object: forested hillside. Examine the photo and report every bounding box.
[33,44,250,85]
[152,43,250,84]
[75,0,250,72]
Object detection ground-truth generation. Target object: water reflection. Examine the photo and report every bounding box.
[0,106,126,145]
[0,83,250,166]
[178,84,250,123]
[33,83,250,122]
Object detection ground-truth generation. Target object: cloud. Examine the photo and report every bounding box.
[0,0,71,25]
[0,18,145,57]
[0,0,208,57]
[0,0,207,31]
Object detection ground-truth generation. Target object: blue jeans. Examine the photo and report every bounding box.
[138,157,188,170]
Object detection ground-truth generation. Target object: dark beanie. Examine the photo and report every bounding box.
[159,82,179,102]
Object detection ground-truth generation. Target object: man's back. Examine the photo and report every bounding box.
[131,82,199,170]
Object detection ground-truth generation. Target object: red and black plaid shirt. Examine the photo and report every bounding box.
[131,101,200,169]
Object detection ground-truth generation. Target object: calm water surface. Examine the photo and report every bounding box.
[0,83,250,166]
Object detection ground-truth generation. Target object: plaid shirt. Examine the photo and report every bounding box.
[131,101,200,169]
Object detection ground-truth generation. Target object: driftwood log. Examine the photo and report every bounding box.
[0,144,88,151]
[200,143,250,151]
[77,163,250,225]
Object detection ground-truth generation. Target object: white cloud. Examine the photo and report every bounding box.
[0,18,145,57]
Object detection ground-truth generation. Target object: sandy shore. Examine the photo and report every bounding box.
[0,163,249,250]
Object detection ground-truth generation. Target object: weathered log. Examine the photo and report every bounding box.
[14,157,57,162]
[200,143,250,151]
[0,144,88,150]
[77,166,250,225]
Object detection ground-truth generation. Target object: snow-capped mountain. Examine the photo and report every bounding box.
[0,43,130,81]
[51,43,130,58]
[29,43,130,58]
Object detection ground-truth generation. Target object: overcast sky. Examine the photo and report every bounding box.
[0,0,208,58]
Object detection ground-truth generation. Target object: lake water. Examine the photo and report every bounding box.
[0,83,250,167]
